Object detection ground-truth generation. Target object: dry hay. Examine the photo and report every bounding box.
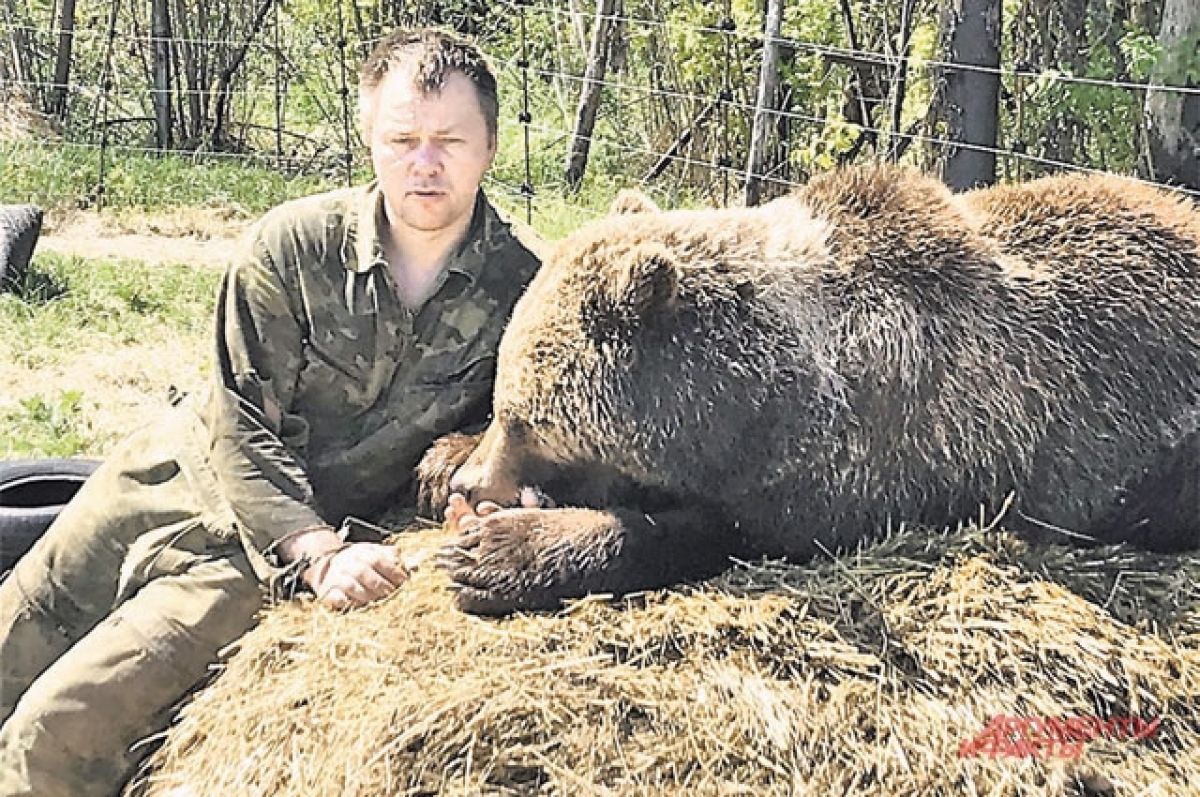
[127,519,1200,797]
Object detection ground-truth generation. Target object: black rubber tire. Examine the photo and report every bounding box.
[0,458,101,573]
[0,204,44,291]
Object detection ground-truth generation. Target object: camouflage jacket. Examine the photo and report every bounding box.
[184,183,542,581]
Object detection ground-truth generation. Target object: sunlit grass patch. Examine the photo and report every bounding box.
[0,252,217,455]
[0,141,331,218]
[0,390,93,458]
[1,252,218,359]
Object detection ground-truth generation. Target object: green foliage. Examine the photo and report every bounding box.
[0,253,219,369]
[4,0,1195,212]
[0,142,333,216]
[998,0,1197,183]
[0,391,91,458]
[796,117,860,171]
[1119,29,1162,81]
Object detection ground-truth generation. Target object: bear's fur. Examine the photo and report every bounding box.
[428,165,1200,615]
[607,188,661,216]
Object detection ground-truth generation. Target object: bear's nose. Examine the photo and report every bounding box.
[447,467,479,504]
[448,460,522,509]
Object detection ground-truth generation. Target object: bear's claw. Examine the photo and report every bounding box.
[436,507,627,615]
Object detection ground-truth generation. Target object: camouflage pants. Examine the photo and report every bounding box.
[0,422,264,796]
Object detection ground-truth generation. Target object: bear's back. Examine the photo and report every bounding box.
[964,176,1200,545]
[748,168,1200,555]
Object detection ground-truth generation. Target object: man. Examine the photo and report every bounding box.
[0,27,541,796]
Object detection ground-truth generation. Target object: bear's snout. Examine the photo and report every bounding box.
[448,423,525,508]
[448,461,515,508]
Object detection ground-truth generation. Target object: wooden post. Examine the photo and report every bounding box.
[48,0,77,121]
[938,0,1002,190]
[564,0,619,191]
[151,0,173,150]
[745,0,784,206]
[1142,0,1199,191]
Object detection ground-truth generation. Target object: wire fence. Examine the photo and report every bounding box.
[1,0,1197,226]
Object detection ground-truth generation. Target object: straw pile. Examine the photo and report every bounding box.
[127,517,1200,797]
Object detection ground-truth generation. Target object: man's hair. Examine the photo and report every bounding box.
[359,27,499,144]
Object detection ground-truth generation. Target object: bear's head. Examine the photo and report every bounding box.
[450,200,844,511]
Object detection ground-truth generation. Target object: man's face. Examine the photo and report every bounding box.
[367,63,496,234]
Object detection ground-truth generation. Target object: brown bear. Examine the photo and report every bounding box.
[423,165,1200,615]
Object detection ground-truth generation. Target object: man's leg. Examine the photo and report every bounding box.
[0,441,197,725]
[0,546,262,797]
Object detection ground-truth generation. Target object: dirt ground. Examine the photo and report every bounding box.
[2,212,234,456]
[39,209,246,269]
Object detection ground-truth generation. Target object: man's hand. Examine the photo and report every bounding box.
[278,526,408,609]
[304,543,409,610]
[415,432,483,518]
[444,488,548,532]
[445,492,503,532]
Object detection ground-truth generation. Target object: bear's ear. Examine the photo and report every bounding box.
[609,243,679,318]
[608,189,660,216]
[583,244,679,342]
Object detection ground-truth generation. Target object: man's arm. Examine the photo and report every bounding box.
[202,226,405,606]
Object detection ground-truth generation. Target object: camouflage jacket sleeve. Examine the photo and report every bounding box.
[199,221,329,577]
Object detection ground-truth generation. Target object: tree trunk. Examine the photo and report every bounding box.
[745,0,784,206]
[836,0,882,158]
[1,0,36,99]
[886,0,918,161]
[564,0,620,190]
[273,0,284,159]
[209,0,275,150]
[1040,0,1088,165]
[936,0,1002,190]
[176,0,213,144]
[643,100,718,183]
[1142,0,1200,191]
[566,0,588,52]
[47,0,76,121]
[151,0,174,150]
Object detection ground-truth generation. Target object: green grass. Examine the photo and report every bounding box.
[0,140,334,217]
[0,252,219,368]
[0,252,220,457]
[1,390,91,458]
[0,133,706,243]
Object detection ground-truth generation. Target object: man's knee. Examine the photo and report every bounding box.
[115,553,264,668]
[0,560,100,724]
[0,632,208,797]
[0,553,263,796]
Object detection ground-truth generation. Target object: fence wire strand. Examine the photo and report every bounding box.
[2,2,1198,217]
[534,5,1200,96]
[529,66,1200,199]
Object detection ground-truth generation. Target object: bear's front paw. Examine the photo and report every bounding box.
[415,432,482,518]
[436,508,624,615]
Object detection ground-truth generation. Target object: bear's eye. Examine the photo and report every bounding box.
[500,414,530,443]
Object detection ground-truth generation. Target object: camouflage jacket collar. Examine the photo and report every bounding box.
[347,183,506,285]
